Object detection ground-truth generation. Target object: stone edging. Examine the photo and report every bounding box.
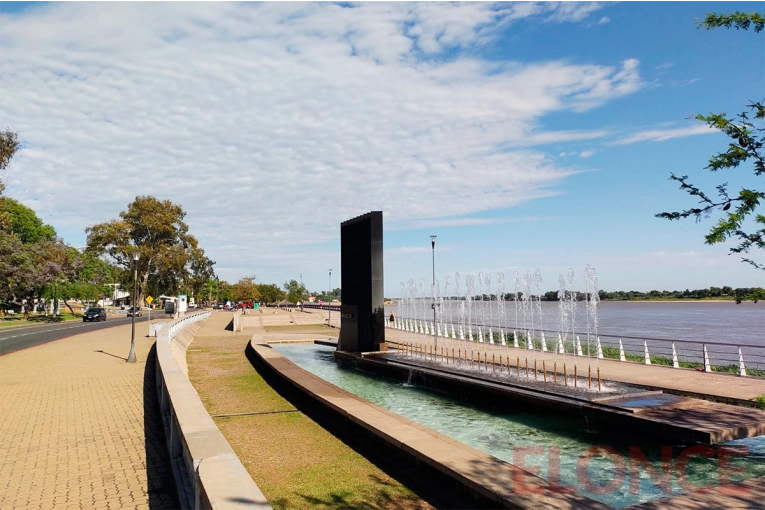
[251,339,609,509]
[155,311,271,509]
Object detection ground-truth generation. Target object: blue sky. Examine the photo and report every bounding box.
[1,2,763,296]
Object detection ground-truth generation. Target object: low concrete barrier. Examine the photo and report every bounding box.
[155,311,271,509]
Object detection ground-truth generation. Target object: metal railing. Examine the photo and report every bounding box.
[387,318,764,377]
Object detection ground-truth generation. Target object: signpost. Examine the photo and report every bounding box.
[146,295,154,334]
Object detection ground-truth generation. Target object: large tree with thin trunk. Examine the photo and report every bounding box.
[85,196,215,305]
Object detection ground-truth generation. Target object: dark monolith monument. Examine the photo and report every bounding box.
[337,211,385,352]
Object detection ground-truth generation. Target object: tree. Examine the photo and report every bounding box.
[258,283,286,304]
[283,279,307,304]
[85,196,215,306]
[0,197,57,244]
[230,275,261,303]
[0,129,20,196]
[657,12,765,272]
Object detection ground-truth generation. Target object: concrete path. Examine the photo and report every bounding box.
[384,329,765,403]
[0,320,177,510]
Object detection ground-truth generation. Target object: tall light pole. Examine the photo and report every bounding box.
[127,251,140,363]
[328,269,332,328]
[431,235,437,348]
[299,274,303,311]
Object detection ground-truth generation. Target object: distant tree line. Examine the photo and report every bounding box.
[438,286,765,305]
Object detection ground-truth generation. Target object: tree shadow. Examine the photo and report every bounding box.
[143,344,180,509]
[245,343,489,509]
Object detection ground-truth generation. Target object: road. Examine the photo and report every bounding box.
[0,314,160,356]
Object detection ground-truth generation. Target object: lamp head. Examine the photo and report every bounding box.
[133,251,140,262]
[430,235,437,248]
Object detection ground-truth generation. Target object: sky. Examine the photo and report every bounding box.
[1,1,764,297]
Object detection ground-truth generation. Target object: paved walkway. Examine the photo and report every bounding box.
[384,329,765,403]
[0,321,177,510]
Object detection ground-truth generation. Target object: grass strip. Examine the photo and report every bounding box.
[187,331,433,510]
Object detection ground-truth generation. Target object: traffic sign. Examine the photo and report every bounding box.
[146,296,154,304]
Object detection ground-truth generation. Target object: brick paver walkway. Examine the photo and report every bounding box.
[0,321,177,510]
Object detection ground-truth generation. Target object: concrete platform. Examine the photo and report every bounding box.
[384,329,765,407]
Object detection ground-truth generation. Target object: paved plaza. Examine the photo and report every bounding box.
[0,321,177,510]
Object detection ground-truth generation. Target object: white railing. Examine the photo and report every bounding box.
[155,311,271,509]
[386,319,764,377]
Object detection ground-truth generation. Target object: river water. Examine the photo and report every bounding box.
[386,301,763,346]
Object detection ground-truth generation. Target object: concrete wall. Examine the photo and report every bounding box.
[155,311,271,509]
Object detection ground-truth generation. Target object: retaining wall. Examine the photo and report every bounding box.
[155,311,271,509]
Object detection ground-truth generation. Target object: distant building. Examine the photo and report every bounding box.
[308,296,316,303]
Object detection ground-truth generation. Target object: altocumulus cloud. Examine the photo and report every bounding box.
[0,2,641,277]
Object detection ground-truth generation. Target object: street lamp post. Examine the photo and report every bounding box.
[327,269,332,328]
[127,251,140,363]
[431,235,437,349]
[299,274,303,311]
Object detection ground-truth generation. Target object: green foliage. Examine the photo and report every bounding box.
[257,283,286,304]
[315,287,341,302]
[596,286,764,303]
[283,279,308,304]
[0,129,20,196]
[0,197,57,244]
[756,394,765,410]
[699,12,764,32]
[85,196,215,304]
[658,13,765,270]
[230,275,261,303]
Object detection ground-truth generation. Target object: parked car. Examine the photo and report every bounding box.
[83,308,107,322]
[126,306,143,317]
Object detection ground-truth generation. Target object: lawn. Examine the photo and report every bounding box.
[187,331,432,510]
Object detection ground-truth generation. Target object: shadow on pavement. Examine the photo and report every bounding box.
[143,343,180,509]
[94,349,126,361]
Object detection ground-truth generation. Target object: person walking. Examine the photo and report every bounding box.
[389,311,395,326]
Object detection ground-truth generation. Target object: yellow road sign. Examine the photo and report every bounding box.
[146,296,154,304]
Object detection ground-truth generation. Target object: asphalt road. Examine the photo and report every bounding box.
[0,314,159,356]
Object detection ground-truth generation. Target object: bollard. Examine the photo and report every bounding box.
[554,362,557,384]
[543,361,547,382]
[564,363,567,386]
[493,353,495,373]
[525,357,529,377]
[597,367,601,392]
[588,365,592,388]
[574,365,577,388]
[534,359,537,380]
[517,357,520,377]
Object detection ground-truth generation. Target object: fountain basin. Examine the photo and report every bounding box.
[336,350,765,445]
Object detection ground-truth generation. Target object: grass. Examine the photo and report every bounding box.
[0,312,83,327]
[187,331,432,510]
[756,394,765,410]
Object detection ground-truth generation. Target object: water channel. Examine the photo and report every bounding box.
[274,343,765,509]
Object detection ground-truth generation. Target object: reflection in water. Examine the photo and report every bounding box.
[276,344,765,509]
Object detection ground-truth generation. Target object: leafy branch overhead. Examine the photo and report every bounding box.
[657,12,765,272]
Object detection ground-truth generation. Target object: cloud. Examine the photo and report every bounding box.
[598,16,611,25]
[610,124,716,145]
[579,150,595,158]
[0,2,642,282]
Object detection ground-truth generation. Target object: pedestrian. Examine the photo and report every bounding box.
[389,311,395,325]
